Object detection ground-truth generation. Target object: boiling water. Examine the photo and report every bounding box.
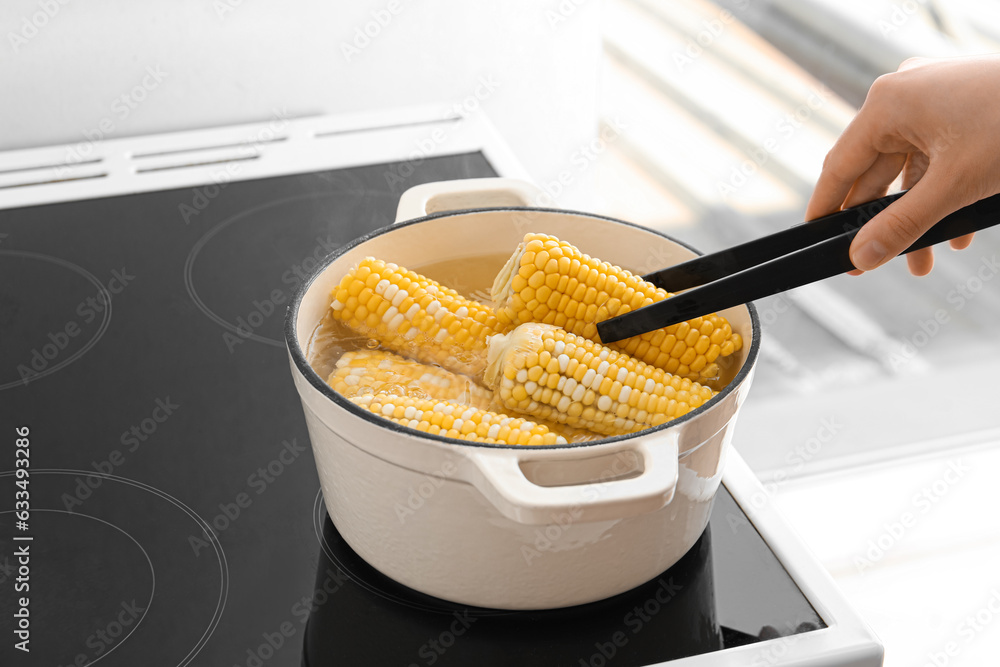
[306,252,511,387]
[306,252,741,434]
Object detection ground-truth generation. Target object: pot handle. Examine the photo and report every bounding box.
[467,431,679,525]
[394,178,545,222]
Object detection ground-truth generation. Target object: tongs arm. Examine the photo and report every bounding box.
[596,191,1000,343]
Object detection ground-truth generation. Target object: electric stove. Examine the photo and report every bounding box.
[0,112,882,666]
[302,486,827,667]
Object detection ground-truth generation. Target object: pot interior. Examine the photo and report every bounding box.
[293,208,759,436]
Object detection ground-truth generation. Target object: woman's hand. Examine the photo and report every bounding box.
[806,55,1000,276]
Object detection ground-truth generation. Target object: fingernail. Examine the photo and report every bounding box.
[852,240,888,271]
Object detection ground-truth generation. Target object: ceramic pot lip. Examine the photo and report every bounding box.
[285,206,762,452]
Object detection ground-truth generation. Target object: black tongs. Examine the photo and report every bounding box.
[597,191,1000,343]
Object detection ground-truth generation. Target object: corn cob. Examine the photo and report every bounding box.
[329,257,510,376]
[491,233,741,382]
[484,322,717,437]
[350,394,567,445]
[484,396,602,443]
[328,349,493,409]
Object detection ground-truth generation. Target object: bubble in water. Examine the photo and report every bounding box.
[356,386,375,397]
[407,387,430,400]
[365,338,381,350]
[376,383,407,397]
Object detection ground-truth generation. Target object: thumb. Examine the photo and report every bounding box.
[849,173,958,271]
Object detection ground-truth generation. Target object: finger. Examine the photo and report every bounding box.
[905,247,934,276]
[843,152,907,208]
[950,233,975,250]
[900,152,939,275]
[849,168,957,271]
[897,56,931,72]
[895,153,971,265]
[806,117,881,221]
[840,154,904,277]
[901,152,929,190]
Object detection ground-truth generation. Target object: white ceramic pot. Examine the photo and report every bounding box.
[285,178,760,610]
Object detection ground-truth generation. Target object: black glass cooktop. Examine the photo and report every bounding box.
[0,151,822,666]
[303,488,823,667]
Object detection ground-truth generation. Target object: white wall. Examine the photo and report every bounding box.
[1,0,601,205]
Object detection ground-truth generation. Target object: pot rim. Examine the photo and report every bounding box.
[284,206,762,451]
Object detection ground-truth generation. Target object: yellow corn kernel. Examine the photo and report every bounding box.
[330,257,510,376]
[349,395,567,446]
[491,233,742,382]
[484,322,717,437]
[482,397,601,443]
[326,349,492,409]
